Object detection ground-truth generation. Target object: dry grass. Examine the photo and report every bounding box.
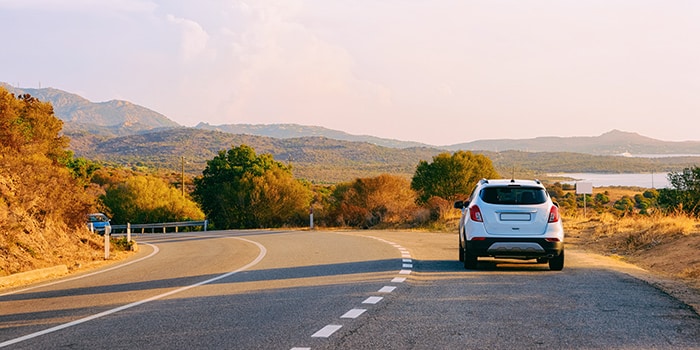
[591,212,696,250]
[564,210,700,293]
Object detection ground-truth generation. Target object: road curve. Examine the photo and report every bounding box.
[0,230,698,349]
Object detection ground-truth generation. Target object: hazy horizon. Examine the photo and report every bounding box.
[1,1,698,145]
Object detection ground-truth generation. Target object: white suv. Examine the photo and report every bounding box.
[454,179,565,271]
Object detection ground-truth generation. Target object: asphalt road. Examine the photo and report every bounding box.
[0,230,698,349]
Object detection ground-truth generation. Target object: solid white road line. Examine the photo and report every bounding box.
[312,325,343,338]
[0,237,267,348]
[0,243,160,297]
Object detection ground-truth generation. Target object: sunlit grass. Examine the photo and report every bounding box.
[564,211,699,254]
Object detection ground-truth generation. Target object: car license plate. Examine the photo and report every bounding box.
[500,213,531,221]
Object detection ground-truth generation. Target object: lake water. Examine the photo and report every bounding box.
[548,173,671,189]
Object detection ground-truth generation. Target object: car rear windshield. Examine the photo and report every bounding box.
[480,186,547,205]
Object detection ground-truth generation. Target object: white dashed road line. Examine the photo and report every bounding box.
[312,325,343,338]
[341,308,367,319]
[378,286,397,293]
[297,234,414,349]
[363,296,384,304]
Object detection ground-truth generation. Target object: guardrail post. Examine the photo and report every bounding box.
[127,223,131,242]
[104,226,111,259]
[204,220,208,231]
[309,207,314,230]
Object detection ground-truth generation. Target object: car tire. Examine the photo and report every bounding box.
[463,250,478,270]
[458,241,465,262]
[549,250,564,271]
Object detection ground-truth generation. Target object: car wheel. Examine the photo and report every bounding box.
[549,250,564,271]
[463,250,478,270]
[458,239,464,262]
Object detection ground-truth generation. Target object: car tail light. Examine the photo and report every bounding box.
[548,205,560,223]
[471,237,486,241]
[545,238,560,242]
[469,205,483,222]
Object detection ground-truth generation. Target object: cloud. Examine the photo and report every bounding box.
[214,1,392,131]
[0,0,158,13]
[166,14,210,61]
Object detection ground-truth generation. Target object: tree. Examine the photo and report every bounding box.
[0,87,92,229]
[193,145,312,228]
[658,167,700,216]
[101,175,205,224]
[411,151,499,203]
[0,91,70,162]
[63,153,102,187]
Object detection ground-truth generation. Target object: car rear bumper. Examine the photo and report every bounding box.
[467,238,563,259]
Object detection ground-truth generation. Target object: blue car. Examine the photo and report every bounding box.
[87,213,111,234]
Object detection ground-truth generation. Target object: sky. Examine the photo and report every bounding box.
[1,0,698,146]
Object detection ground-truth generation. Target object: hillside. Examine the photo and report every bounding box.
[77,128,441,183]
[0,83,179,136]
[195,122,434,149]
[4,83,700,182]
[448,130,700,155]
[75,128,700,184]
[4,83,700,156]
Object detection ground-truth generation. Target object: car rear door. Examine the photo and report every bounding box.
[480,187,550,235]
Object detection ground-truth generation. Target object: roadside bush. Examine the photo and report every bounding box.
[328,174,420,228]
[101,175,205,224]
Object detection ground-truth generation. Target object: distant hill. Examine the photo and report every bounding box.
[76,128,700,183]
[195,122,433,149]
[447,130,700,155]
[1,83,180,136]
[3,83,699,182]
[4,83,699,156]
[79,128,442,183]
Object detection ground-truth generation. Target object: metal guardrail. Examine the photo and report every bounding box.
[111,220,208,234]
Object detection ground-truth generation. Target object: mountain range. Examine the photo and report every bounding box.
[3,83,699,182]
[4,82,700,155]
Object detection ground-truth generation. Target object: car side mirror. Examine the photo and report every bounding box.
[454,200,469,209]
